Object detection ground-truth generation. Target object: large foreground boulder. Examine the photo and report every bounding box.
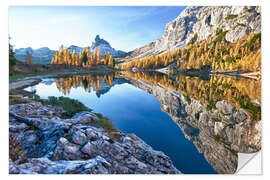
[9,101,180,174]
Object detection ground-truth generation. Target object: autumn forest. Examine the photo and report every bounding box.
[118,31,261,74]
[51,47,115,68]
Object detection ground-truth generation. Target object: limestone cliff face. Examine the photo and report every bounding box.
[129,6,261,60]
[126,75,261,174]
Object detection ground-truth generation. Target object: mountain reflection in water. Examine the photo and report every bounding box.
[29,71,261,174]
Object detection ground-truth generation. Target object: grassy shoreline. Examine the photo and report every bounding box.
[9,62,120,82]
[10,92,118,132]
[9,74,118,132]
[10,68,119,82]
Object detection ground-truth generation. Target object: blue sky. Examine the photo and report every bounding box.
[9,6,186,51]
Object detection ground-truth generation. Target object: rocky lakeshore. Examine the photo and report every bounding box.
[9,78,42,91]
[9,100,180,174]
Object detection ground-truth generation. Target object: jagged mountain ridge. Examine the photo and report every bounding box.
[14,35,130,64]
[128,6,261,61]
[90,35,131,58]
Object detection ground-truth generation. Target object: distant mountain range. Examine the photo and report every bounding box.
[15,47,56,64]
[14,35,131,64]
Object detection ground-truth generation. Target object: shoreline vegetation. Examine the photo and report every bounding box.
[9,64,118,131]
[156,67,260,80]
[9,32,261,83]
[9,61,119,82]
[10,70,261,125]
[9,62,260,83]
[9,79,117,132]
[117,32,261,79]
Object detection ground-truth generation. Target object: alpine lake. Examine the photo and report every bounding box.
[25,71,261,174]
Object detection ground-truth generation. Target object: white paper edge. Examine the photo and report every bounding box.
[236,150,262,174]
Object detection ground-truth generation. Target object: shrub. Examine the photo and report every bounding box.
[94,113,117,131]
[188,33,198,45]
[226,14,238,20]
[32,95,118,130]
[213,29,228,43]
[9,96,31,105]
[32,96,92,118]
[233,23,246,30]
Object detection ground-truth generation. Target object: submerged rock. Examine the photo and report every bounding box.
[9,101,180,174]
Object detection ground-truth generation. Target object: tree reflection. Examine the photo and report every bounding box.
[55,73,115,95]
[123,71,261,121]
[54,71,260,122]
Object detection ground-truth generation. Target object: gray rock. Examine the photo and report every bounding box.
[234,109,248,123]
[81,141,99,158]
[85,127,101,140]
[9,123,28,132]
[71,131,88,145]
[53,138,82,161]
[226,25,249,42]
[10,156,111,174]
[214,122,225,135]
[125,156,147,170]
[63,111,99,125]
[132,67,139,72]
[9,101,64,118]
[9,102,181,174]
[9,159,19,174]
[216,100,235,115]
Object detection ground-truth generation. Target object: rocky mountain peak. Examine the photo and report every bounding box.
[95,34,101,41]
[92,35,111,47]
[128,6,261,61]
[90,35,129,58]
[14,35,130,64]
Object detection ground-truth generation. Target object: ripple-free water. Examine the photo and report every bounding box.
[26,77,217,174]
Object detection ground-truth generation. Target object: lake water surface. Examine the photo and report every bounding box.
[25,71,261,174]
